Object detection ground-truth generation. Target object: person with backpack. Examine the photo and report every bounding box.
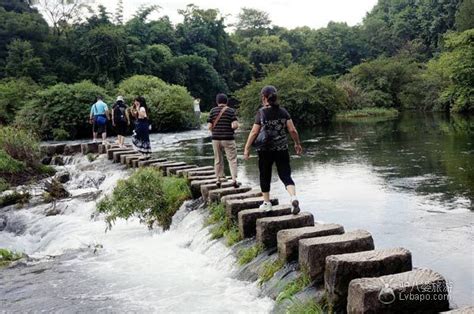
[89,96,109,144]
[207,93,239,188]
[243,86,303,214]
[112,96,129,148]
[131,96,151,159]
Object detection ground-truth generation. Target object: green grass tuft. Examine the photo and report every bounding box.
[335,107,399,121]
[0,191,31,208]
[0,149,26,174]
[285,299,324,314]
[276,268,312,303]
[0,248,24,267]
[205,202,242,247]
[87,153,97,162]
[258,258,285,285]
[238,244,264,265]
[224,224,242,246]
[205,202,226,226]
[0,178,10,192]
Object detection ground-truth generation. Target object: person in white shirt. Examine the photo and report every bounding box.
[193,98,201,120]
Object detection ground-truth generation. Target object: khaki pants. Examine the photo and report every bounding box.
[212,140,238,181]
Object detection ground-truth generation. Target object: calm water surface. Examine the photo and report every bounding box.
[153,112,474,306]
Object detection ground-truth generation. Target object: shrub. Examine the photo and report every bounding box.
[235,64,346,127]
[0,191,31,207]
[97,168,190,230]
[0,77,39,124]
[0,149,26,174]
[117,75,199,131]
[15,81,110,140]
[0,178,9,192]
[52,128,70,141]
[0,126,39,168]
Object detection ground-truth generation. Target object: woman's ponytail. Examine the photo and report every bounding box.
[261,85,278,107]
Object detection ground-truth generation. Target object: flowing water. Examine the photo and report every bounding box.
[1,112,473,311]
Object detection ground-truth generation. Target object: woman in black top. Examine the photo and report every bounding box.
[131,96,151,159]
[243,86,303,214]
[112,96,130,148]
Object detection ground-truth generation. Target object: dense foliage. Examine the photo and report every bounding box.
[0,0,472,135]
[117,75,199,132]
[236,65,346,126]
[97,167,191,230]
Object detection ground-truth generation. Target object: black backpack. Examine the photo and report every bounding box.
[114,104,127,123]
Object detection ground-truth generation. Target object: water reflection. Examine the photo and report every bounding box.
[151,112,473,306]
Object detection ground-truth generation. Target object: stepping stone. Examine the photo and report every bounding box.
[201,182,241,200]
[190,178,229,199]
[277,224,345,262]
[81,142,99,154]
[187,174,216,182]
[208,186,253,203]
[238,205,292,239]
[347,268,450,313]
[221,189,263,205]
[152,162,187,174]
[299,230,374,280]
[64,143,82,155]
[256,212,314,248]
[442,307,474,314]
[107,147,130,160]
[120,152,141,165]
[177,166,214,177]
[186,169,216,177]
[226,197,279,220]
[325,247,412,311]
[167,165,197,176]
[138,158,167,167]
[41,143,66,156]
[113,150,135,162]
[98,144,107,154]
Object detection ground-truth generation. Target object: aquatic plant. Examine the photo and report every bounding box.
[0,248,24,267]
[276,268,312,303]
[0,191,31,208]
[285,299,324,314]
[258,258,285,285]
[97,168,191,230]
[237,244,264,265]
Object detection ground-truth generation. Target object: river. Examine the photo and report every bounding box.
[1,112,472,311]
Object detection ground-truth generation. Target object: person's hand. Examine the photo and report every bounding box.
[243,149,250,160]
[294,143,303,155]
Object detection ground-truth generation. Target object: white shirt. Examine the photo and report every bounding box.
[193,100,200,112]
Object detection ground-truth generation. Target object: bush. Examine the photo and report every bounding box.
[0,178,9,192]
[0,149,26,174]
[15,81,110,140]
[235,64,346,127]
[117,75,199,131]
[0,77,39,124]
[238,244,264,265]
[97,168,190,230]
[0,191,31,207]
[0,126,40,168]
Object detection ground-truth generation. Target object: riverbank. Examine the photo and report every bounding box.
[335,107,399,122]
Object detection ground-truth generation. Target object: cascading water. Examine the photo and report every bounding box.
[0,130,273,312]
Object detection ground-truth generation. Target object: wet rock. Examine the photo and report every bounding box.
[51,156,64,166]
[221,190,263,206]
[347,268,450,313]
[137,158,168,167]
[121,153,141,165]
[277,224,345,262]
[63,144,82,155]
[107,147,130,160]
[55,171,70,184]
[81,142,99,154]
[41,156,52,165]
[256,212,314,248]
[190,178,226,198]
[260,261,299,298]
[40,144,66,156]
[112,150,134,162]
[299,230,374,280]
[45,203,62,216]
[238,205,292,238]
[152,162,187,173]
[208,186,252,203]
[44,179,70,201]
[0,215,7,231]
[186,169,216,177]
[177,166,213,177]
[226,197,279,220]
[325,247,412,311]
[201,181,237,200]
[167,165,197,176]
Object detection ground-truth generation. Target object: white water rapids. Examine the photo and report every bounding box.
[0,130,273,313]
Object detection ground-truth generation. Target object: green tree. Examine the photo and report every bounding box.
[0,77,38,124]
[5,39,44,80]
[235,8,271,38]
[236,64,346,126]
[455,0,474,31]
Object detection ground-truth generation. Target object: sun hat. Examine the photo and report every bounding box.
[116,96,124,102]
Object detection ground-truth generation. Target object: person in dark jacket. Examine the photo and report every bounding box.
[111,96,130,148]
[243,86,303,214]
[131,96,151,159]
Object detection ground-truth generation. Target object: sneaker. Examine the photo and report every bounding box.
[291,198,300,215]
[232,180,240,188]
[216,181,221,188]
[259,201,273,211]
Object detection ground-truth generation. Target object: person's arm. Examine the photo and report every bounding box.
[89,106,94,123]
[126,107,131,125]
[286,119,303,155]
[111,107,115,126]
[231,111,239,130]
[243,124,261,160]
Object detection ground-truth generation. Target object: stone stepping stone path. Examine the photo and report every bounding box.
[35,142,463,313]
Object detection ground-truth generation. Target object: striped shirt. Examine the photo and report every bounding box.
[208,105,237,140]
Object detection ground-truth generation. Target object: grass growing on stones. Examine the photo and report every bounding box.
[258,258,285,285]
[205,202,242,246]
[0,178,9,192]
[238,244,264,265]
[285,300,324,314]
[0,248,24,267]
[87,153,97,162]
[97,168,191,230]
[0,191,31,207]
[276,268,312,303]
